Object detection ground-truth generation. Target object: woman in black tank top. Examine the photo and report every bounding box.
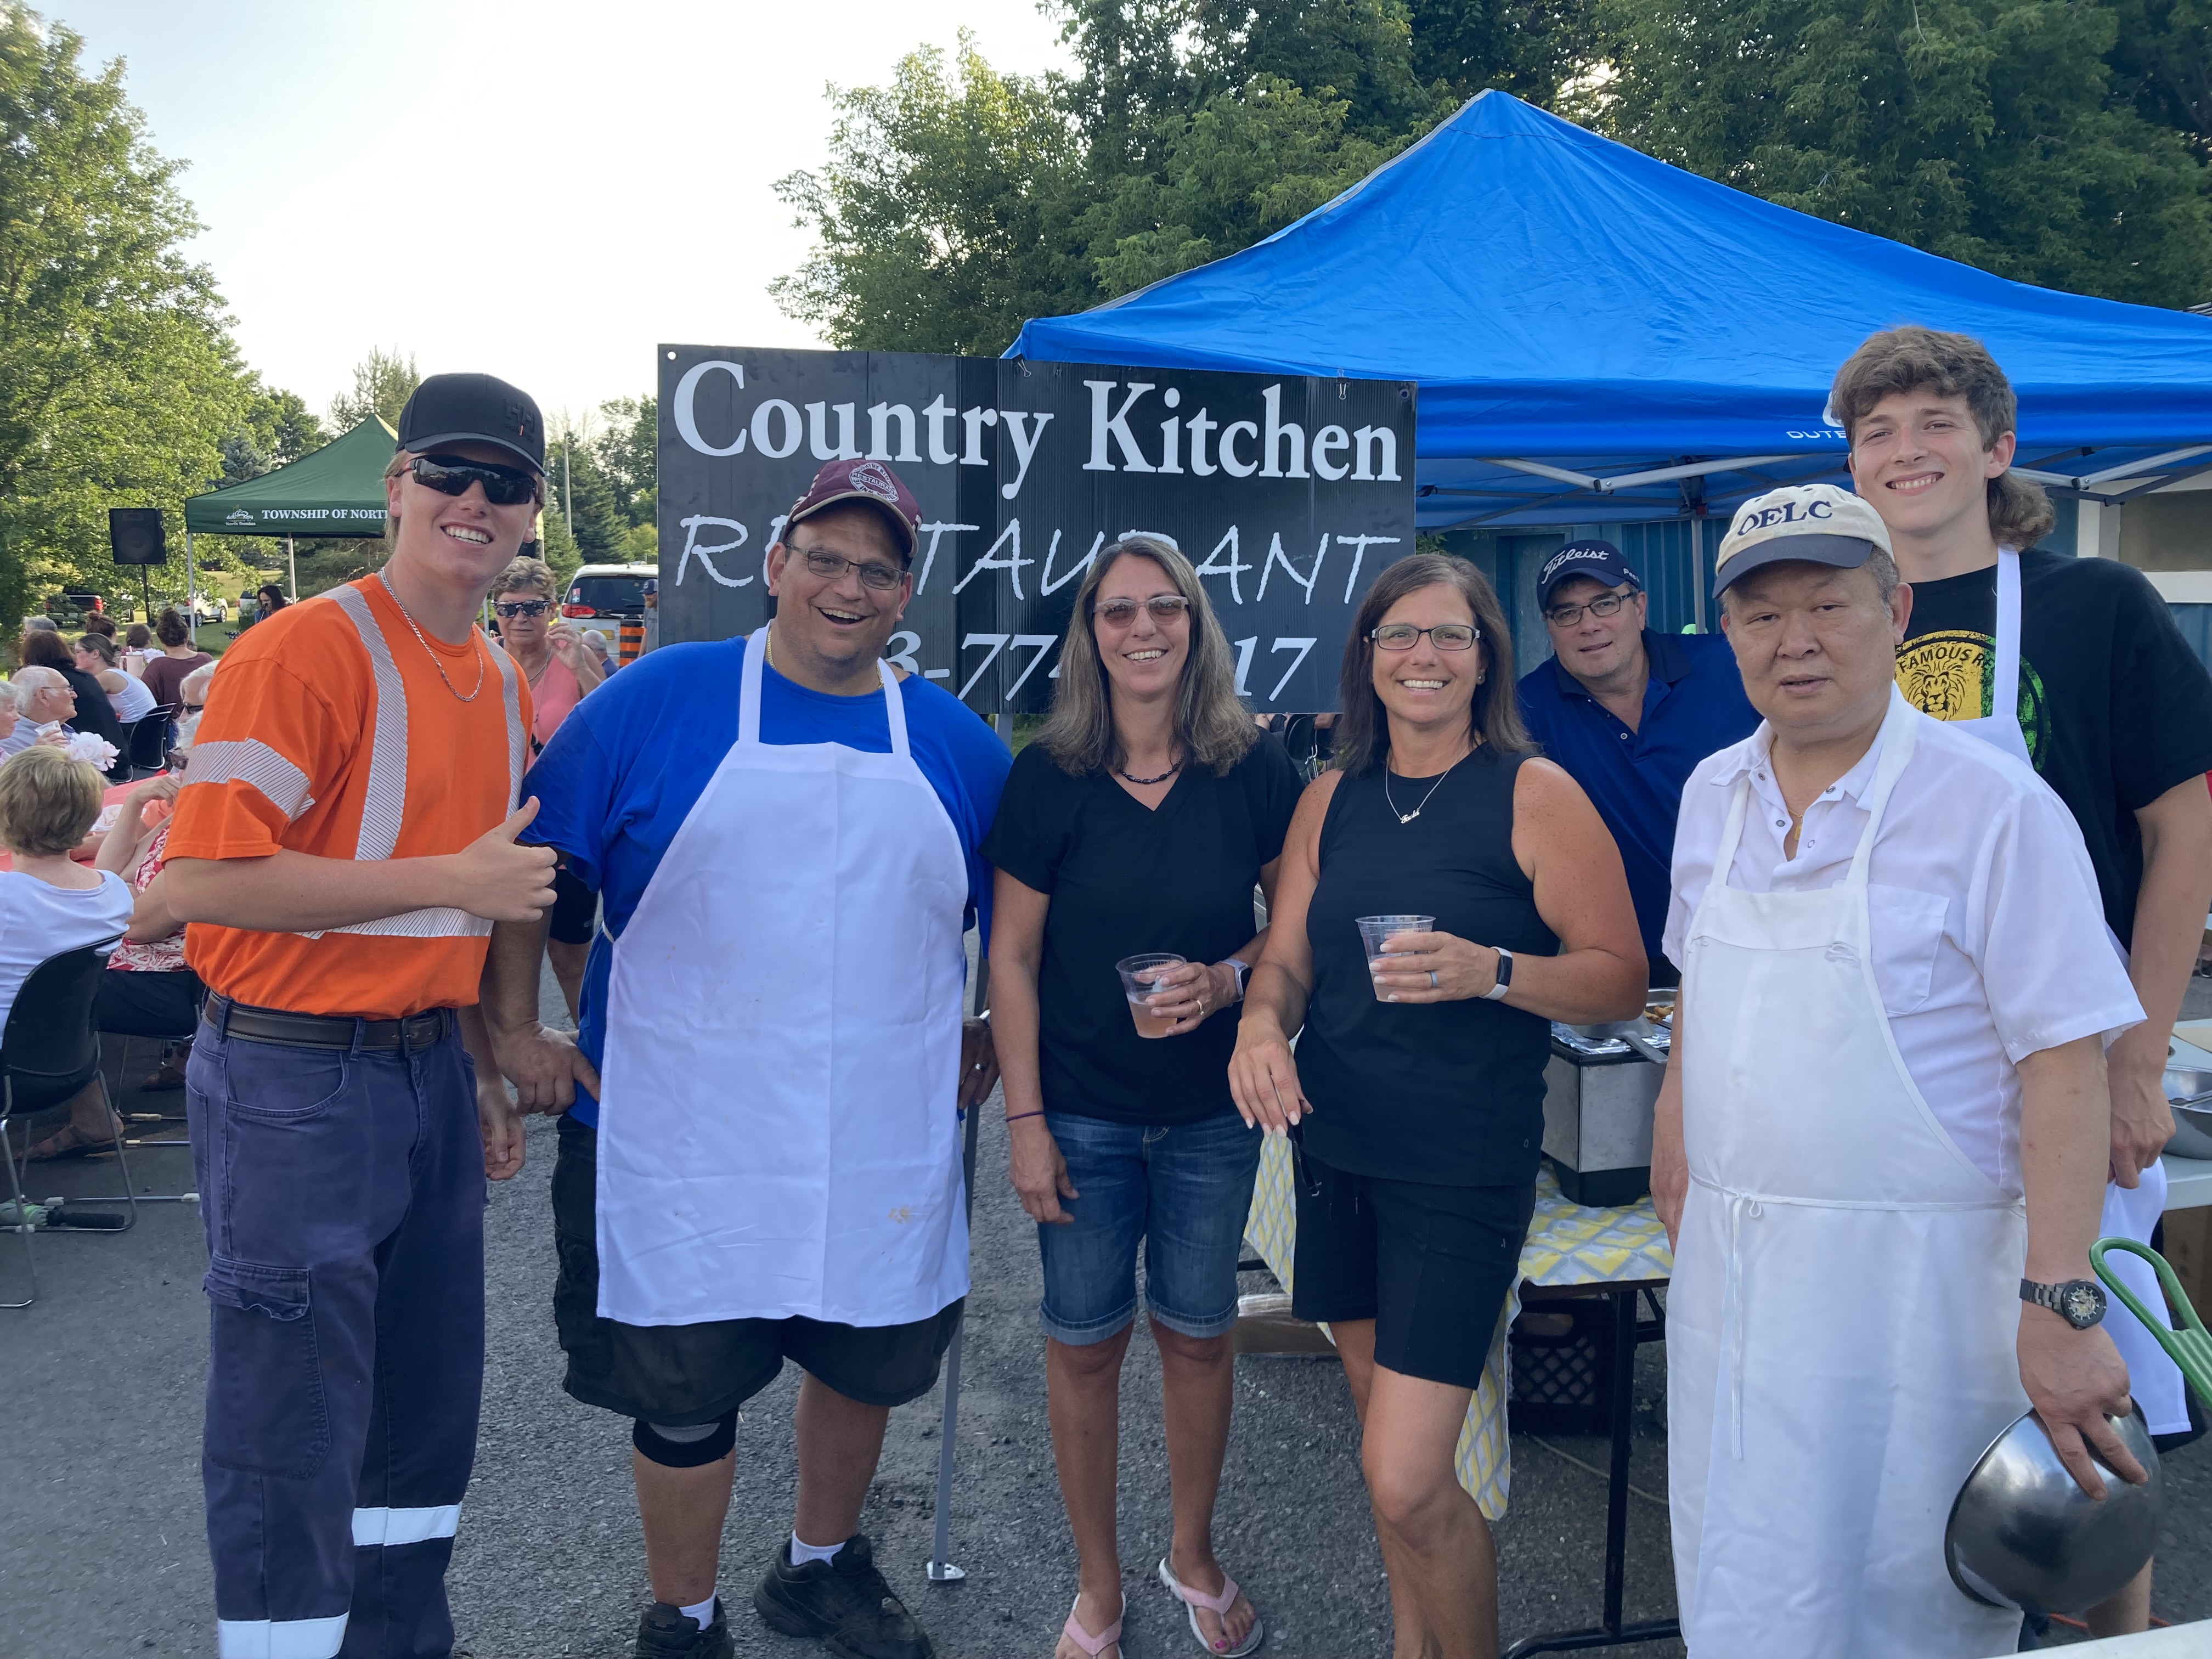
[1227,554,1644,1656]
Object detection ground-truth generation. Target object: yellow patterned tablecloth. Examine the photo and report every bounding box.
[1243,1136,1674,1520]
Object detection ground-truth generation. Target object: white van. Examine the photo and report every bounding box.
[561,562,657,624]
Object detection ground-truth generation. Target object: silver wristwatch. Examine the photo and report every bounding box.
[2020,1277,2107,1330]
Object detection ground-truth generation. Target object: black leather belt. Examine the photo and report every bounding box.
[206,994,453,1052]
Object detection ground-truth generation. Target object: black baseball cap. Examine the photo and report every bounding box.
[1537,540,1642,608]
[395,373,545,475]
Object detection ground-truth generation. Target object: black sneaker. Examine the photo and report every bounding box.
[635,1595,734,1659]
[753,1533,933,1659]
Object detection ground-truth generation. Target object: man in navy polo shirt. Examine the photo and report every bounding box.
[1516,541,1758,984]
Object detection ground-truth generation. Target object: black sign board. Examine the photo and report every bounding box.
[657,348,1414,713]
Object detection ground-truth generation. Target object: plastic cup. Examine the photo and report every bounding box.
[1116,953,1187,1039]
[1357,915,1434,1001]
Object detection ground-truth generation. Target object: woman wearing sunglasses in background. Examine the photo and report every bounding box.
[487,554,602,1017]
[986,535,1300,1659]
[1228,554,1644,1659]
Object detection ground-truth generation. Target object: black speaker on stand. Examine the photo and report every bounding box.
[109,507,167,619]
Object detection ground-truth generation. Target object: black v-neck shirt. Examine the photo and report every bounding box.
[984,737,1301,1125]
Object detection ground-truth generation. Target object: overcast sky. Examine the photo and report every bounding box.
[58,1,1071,430]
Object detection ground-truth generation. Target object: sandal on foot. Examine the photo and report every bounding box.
[1062,1596,1122,1659]
[26,1116,120,1161]
[1158,1557,1263,1657]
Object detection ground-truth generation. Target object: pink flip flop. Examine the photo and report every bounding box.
[1062,1596,1122,1658]
[1157,1556,1264,1656]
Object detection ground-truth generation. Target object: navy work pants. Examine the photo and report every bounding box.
[187,1008,484,1659]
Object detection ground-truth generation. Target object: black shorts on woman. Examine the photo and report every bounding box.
[1291,747,1555,1389]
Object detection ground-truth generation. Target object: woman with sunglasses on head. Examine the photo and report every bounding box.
[1228,555,1644,1659]
[487,554,602,1017]
[986,536,1300,1659]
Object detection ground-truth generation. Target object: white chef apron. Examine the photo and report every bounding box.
[591,629,972,1328]
[1936,550,2189,1437]
[1669,707,2027,1657]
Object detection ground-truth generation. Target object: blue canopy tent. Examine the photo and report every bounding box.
[1010,91,2212,637]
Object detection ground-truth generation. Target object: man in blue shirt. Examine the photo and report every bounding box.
[1516,540,1758,983]
[482,459,1009,1659]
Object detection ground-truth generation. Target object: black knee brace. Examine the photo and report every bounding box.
[632,1409,738,1468]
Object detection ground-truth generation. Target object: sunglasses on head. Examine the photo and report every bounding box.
[409,454,538,507]
[494,599,551,619]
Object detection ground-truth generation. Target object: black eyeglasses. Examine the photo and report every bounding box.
[181,701,204,714]
[1545,592,1635,627]
[794,547,905,592]
[494,599,551,619]
[409,454,539,507]
[1371,622,1480,651]
[1092,595,1191,627]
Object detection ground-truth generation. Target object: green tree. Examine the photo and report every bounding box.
[592,395,656,528]
[218,381,328,483]
[548,423,625,566]
[0,9,261,627]
[330,346,420,431]
[1596,0,2212,307]
[2107,0,2211,159]
[774,38,1092,354]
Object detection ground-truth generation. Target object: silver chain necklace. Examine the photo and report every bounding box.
[377,569,488,703]
[1383,748,1471,824]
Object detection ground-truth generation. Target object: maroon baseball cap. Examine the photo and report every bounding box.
[782,459,921,565]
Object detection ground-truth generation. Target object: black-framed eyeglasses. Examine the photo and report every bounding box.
[1370,622,1479,651]
[1545,591,1635,627]
[794,546,906,592]
[409,454,539,507]
[1092,595,1191,627]
[181,701,204,715]
[494,599,552,619]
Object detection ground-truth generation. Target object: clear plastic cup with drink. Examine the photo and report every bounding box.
[1116,953,1187,1039]
[1357,915,1434,1001]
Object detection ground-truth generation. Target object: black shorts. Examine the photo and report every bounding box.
[95,966,204,1039]
[550,1116,962,1421]
[1289,1143,1537,1390]
[548,863,597,947]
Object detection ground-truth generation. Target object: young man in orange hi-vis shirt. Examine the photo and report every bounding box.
[164,373,558,1659]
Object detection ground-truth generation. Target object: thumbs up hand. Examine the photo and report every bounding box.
[453,797,559,922]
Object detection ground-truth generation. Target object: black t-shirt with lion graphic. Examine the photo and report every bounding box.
[1895,548,2212,947]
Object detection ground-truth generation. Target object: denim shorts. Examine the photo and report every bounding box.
[1036,1108,1264,1345]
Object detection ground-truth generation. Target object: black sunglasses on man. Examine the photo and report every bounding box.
[409,454,539,507]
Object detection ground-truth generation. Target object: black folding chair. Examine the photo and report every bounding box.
[122,709,175,779]
[0,938,194,1309]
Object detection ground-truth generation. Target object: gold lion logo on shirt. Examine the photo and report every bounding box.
[1895,630,2049,768]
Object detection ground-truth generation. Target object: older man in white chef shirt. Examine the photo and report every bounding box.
[1650,483,2148,1658]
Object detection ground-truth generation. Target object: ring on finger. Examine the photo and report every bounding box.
[1429,969,1438,989]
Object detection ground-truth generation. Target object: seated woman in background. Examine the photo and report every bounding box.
[1,748,135,1160]
[75,632,157,724]
[1229,553,1645,1659]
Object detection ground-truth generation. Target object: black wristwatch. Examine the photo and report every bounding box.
[2021,1277,2107,1330]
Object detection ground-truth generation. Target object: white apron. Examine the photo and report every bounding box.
[592,629,972,1328]
[1938,549,2188,1436]
[1668,708,2028,1658]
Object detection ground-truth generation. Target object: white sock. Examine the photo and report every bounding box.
[791,1530,846,1567]
[679,1593,716,1628]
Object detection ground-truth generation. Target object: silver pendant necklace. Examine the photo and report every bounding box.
[1383,748,1471,823]
[377,568,488,703]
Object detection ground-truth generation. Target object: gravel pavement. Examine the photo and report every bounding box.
[4,975,2209,1657]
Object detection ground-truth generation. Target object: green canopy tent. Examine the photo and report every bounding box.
[182,416,394,630]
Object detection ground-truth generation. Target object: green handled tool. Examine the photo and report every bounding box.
[2091,1235,2212,1410]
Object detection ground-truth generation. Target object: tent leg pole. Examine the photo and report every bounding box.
[286,535,297,602]
[184,532,196,649]
[1690,518,1706,634]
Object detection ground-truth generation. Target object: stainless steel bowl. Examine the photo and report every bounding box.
[2165,1067,2212,1160]
[1945,1408,2163,1615]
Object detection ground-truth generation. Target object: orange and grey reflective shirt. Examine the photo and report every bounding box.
[165,574,532,1018]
